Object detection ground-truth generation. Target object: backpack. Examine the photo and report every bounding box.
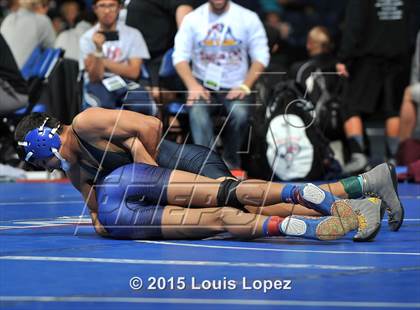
[243,80,341,181]
[296,62,345,141]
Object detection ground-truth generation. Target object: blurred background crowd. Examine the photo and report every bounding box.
[1,0,420,181]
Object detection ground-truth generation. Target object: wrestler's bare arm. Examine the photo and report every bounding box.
[67,166,108,236]
[122,136,158,166]
[72,107,163,159]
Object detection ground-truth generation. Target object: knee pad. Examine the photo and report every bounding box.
[217,179,247,212]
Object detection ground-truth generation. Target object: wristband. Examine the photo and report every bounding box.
[93,51,104,58]
[239,84,251,95]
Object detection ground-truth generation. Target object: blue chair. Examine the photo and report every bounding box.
[38,48,62,79]
[158,48,177,77]
[122,88,158,116]
[140,62,150,80]
[21,46,43,80]
[20,47,64,115]
[158,48,189,115]
[14,103,46,115]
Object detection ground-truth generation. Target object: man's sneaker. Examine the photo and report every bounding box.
[331,198,382,242]
[361,163,404,231]
[343,153,369,175]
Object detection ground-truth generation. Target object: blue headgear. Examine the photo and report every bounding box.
[18,118,70,171]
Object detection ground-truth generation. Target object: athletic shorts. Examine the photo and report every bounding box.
[342,56,410,120]
[96,163,171,239]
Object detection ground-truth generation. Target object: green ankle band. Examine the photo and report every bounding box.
[340,176,363,199]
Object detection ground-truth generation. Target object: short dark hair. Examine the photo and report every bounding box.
[14,113,62,161]
[93,0,122,5]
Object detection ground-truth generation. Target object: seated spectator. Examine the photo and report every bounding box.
[292,26,336,84]
[0,0,56,69]
[0,33,28,115]
[55,14,93,61]
[79,0,150,110]
[291,26,345,143]
[173,0,269,169]
[399,30,420,141]
[60,0,80,29]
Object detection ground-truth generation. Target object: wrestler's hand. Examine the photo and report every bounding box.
[187,83,210,105]
[91,213,109,237]
[94,223,108,237]
[226,87,247,100]
[93,32,106,52]
[336,63,349,78]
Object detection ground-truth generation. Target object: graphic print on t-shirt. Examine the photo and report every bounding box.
[103,42,123,62]
[198,23,243,68]
[375,0,403,21]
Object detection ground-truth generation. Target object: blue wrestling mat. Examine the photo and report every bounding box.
[0,181,419,309]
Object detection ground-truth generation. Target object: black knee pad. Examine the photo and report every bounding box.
[217,179,247,212]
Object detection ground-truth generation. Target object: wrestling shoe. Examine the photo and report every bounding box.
[361,163,404,231]
[331,198,382,242]
[280,215,347,241]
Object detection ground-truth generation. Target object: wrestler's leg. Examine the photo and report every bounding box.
[160,206,225,239]
[103,163,370,220]
[101,163,382,242]
[161,206,349,241]
[158,141,401,225]
[157,144,358,215]
[167,170,288,208]
[168,170,345,216]
[244,203,320,217]
[167,170,382,241]
[157,140,234,179]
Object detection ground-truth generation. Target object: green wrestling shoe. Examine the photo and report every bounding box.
[361,163,404,231]
[331,198,382,242]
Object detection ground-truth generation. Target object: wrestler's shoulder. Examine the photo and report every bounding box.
[74,107,107,123]
[72,107,113,133]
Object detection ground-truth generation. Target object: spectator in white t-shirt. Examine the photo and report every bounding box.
[0,0,56,69]
[56,20,92,62]
[173,0,269,169]
[79,0,150,109]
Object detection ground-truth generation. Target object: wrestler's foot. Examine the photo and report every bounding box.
[361,163,404,231]
[294,183,337,215]
[280,215,346,241]
[331,198,382,242]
